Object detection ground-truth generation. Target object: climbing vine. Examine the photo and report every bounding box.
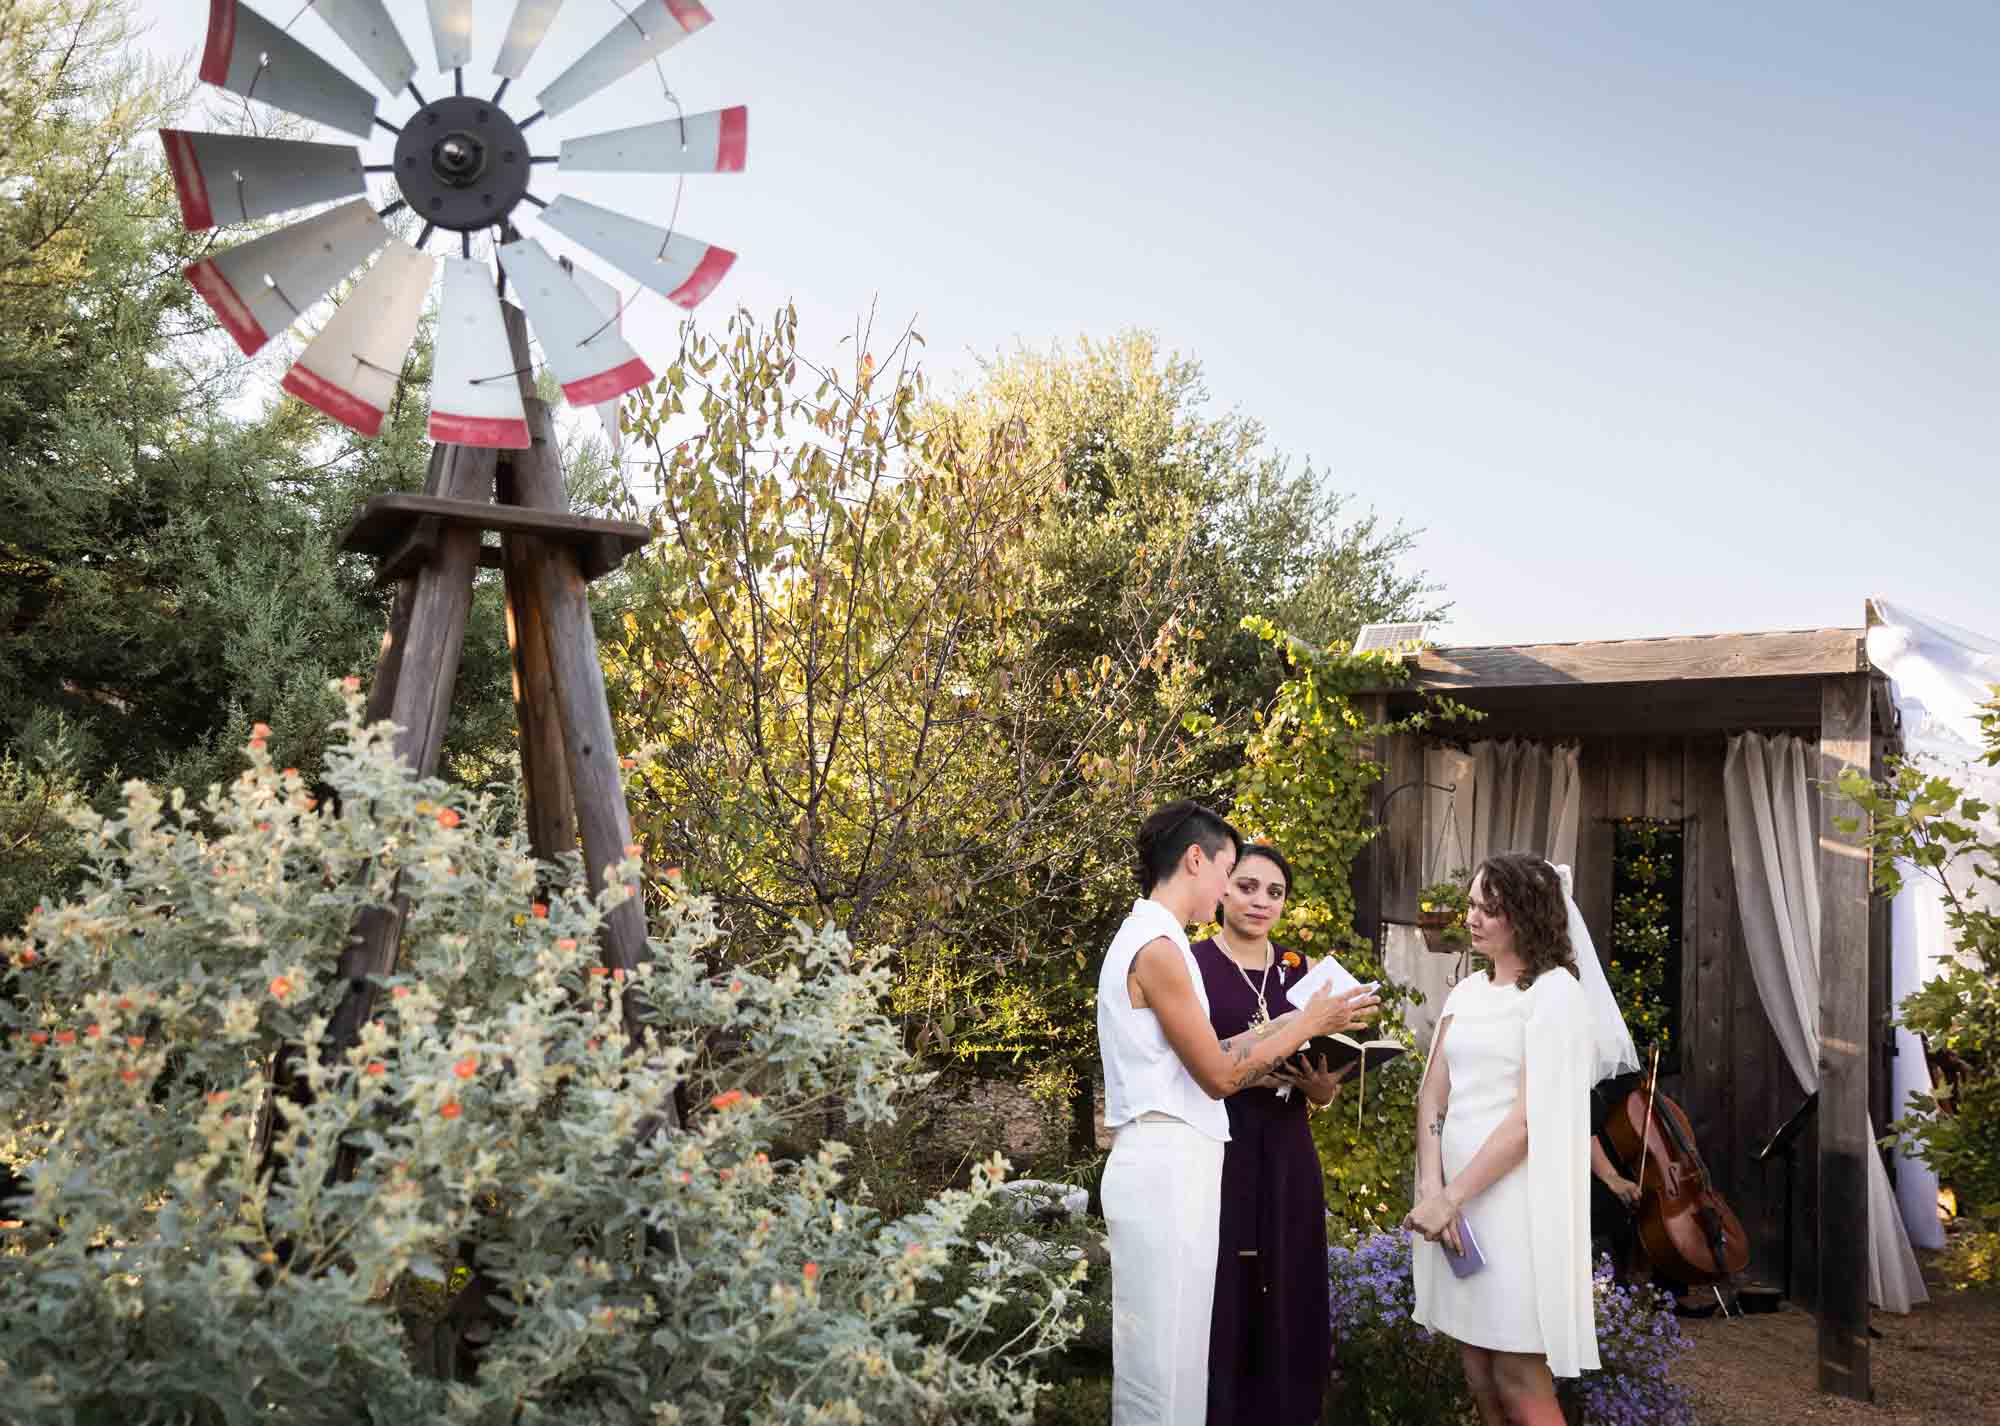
[1609,817,1682,1057]
[1231,617,1474,1237]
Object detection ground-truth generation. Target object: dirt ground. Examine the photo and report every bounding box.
[1676,1258,1999,1426]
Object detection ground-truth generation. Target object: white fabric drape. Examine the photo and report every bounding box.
[1723,733,1929,1313]
[1866,599,2000,1250]
[1388,741,1581,1042]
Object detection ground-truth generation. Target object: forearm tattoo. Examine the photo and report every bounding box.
[1428,1114,1445,1138]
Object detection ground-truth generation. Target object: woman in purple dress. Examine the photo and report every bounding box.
[1190,843,1353,1426]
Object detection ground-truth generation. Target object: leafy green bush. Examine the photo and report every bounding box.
[1836,695,2000,1285]
[0,693,1077,1424]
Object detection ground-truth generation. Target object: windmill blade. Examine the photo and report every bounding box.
[566,263,627,451]
[281,241,436,438]
[186,199,388,356]
[537,195,735,309]
[496,236,653,405]
[535,0,713,119]
[160,130,365,231]
[308,0,418,97]
[431,258,530,448]
[559,105,746,175]
[425,0,473,71]
[493,0,565,80]
[200,0,378,137]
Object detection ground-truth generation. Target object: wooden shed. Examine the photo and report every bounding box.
[1350,617,1900,1399]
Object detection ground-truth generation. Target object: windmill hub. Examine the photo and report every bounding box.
[391,96,530,231]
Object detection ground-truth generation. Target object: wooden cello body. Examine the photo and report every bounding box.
[1601,1069,1750,1288]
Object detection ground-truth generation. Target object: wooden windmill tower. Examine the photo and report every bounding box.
[161,0,750,1042]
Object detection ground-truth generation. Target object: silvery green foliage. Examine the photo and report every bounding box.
[0,691,1080,1425]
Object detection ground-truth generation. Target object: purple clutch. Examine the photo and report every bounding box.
[1441,1216,1485,1278]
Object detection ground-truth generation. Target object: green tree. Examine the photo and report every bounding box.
[930,335,1444,1156]
[608,308,1203,999]
[0,0,519,929]
[943,331,1444,731]
[1229,618,1473,1236]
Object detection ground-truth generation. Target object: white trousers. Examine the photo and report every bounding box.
[1101,1116,1225,1426]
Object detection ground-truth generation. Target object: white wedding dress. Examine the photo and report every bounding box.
[1410,968,1600,1377]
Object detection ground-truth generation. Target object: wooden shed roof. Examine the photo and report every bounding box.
[1390,626,1867,692]
[1371,626,1882,739]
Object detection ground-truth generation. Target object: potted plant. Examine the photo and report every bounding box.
[1416,872,1471,955]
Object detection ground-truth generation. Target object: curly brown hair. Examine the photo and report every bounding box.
[1471,852,1578,989]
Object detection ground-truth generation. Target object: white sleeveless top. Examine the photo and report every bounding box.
[1096,898,1230,1143]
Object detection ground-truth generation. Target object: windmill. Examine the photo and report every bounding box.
[164,0,746,446]
[155,0,750,1060]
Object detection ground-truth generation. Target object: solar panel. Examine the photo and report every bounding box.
[1353,622,1431,655]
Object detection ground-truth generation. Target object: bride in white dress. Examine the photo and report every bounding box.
[1405,853,1639,1426]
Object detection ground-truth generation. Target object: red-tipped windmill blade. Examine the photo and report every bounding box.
[161,0,749,446]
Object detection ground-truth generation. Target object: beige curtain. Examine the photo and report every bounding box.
[1723,732,1928,1313]
[1389,740,1581,1042]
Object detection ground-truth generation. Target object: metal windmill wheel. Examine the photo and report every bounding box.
[162,0,747,445]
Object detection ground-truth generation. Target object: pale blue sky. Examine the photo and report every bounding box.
[131,0,1999,647]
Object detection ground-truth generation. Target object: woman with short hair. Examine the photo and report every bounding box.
[1098,803,1379,1426]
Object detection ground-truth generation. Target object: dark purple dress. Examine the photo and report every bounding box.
[1191,936,1332,1426]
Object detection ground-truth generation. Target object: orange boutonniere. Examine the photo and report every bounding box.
[1280,950,1302,970]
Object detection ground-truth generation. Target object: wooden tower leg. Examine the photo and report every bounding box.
[506,394,649,984]
[324,441,497,1048]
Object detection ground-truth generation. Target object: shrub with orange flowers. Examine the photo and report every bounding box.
[0,689,1077,1424]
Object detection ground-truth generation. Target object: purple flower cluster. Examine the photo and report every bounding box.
[1326,1228,1430,1348]
[1325,1236,1696,1426]
[1562,1256,1695,1426]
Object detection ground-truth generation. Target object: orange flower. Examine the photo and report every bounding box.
[436,808,461,829]
[341,676,361,693]
[623,841,641,857]
[711,1089,745,1111]
[85,1024,102,1038]
[207,1091,228,1104]
[439,1101,462,1121]
[27,1031,47,1046]
[126,1036,144,1050]
[364,1061,387,1076]
[120,1068,140,1084]
[664,867,683,881]
[256,821,272,833]
[116,997,133,1011]
[453,1055,478,1080]
[588,966,609,978]
[283,767,298,778]
[391,986,411,999]
[531,902,549,919]
[802,1262,819,1283]
[1280,951,1302,969]
[269,976,293,1001]
[719,1168,733,1182]
[54,1030,75,1046]
[16,948,38,967]
[556,937,578,951]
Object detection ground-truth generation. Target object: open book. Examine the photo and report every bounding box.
[1277,953,1403,1074]
[1286,1032,1406,1076]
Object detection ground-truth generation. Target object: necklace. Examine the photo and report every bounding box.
[1217,928,1275,1027]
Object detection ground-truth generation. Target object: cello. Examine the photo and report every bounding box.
[1601,1047,1751,1305]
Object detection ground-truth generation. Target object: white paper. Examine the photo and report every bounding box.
[1281,953,1363,1010]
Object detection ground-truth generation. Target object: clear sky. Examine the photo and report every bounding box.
[129,0,1999,647]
